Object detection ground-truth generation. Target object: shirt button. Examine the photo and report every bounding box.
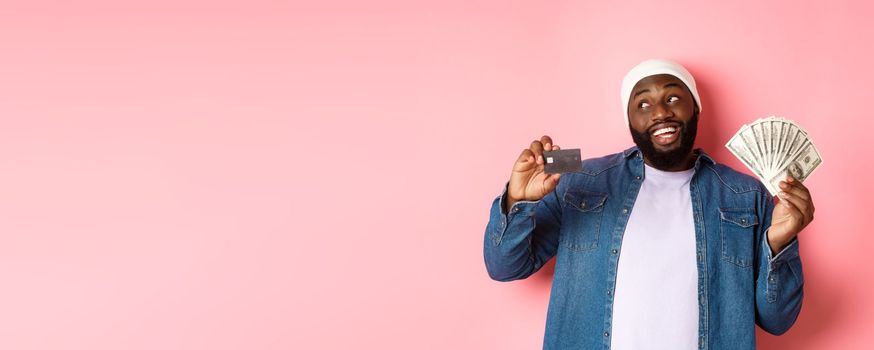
[580,202,586,208]
[622,208,628,214]
[604,332,610,337]
[635,176,641,180]
[512,207,519,213]
[741,219,747,224]
[607,289,612,295]
[611,249,618,254]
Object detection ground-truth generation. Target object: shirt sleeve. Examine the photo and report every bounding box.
[754,190,804,335]
[483,181,563,282]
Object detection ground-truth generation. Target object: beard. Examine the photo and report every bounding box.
[629,113,699,170]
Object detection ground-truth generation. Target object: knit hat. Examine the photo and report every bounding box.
[620,59,702,127]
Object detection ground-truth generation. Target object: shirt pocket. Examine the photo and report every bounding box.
[560,190,608,252]
[719,207,758,268]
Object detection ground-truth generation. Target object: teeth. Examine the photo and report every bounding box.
[653,127,677,136]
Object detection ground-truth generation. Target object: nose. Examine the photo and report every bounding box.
[651,102,673,121]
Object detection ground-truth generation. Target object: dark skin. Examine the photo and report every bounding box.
[627,74,698,171]
[504,75,814,254]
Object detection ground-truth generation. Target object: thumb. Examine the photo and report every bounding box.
[545,173,561,191]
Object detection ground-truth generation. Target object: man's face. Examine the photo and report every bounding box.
[627,74,699,170]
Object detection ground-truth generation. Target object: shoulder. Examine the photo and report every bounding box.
[698,158,768,195]
[578,151,626,176]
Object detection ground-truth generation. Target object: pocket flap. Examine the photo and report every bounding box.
[564,191,608,212]
[719,208,758,228]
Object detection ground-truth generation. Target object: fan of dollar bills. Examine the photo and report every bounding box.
[725,116,823,196]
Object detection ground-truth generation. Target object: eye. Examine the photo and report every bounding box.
[667,96,680,103]
[639,101,651,109]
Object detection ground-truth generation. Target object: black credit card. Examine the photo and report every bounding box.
[543,149,582,174]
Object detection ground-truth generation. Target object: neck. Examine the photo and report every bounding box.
[643,152,697,171]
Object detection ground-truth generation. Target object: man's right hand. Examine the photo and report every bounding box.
[504,135,562,213]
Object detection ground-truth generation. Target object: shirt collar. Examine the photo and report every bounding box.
[622,146,716,169]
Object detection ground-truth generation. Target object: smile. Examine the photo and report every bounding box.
[651,125,680,146]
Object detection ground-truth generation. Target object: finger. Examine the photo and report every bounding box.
[780,176,811,195]
[546,173,561,187]
[787,176,813,201]
[777,190,808,212]
[543,174,561,193]
[530,140,545,164]
[513,149,538,173]
[776,195,801,215]
[540,135,553,152]
[793,179,811,196]
[778,181,811,201]
[777,191,811,218]
[776,197,807,225]
[552,144,560,151]
[516,148,535,164]
[779,180,814,216]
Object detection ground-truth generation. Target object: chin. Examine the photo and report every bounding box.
[654,142,683,153]
[629,113,699,170]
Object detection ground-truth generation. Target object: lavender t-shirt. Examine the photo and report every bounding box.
[610,163,698,350]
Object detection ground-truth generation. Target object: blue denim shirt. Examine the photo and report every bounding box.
[483,147,803,349]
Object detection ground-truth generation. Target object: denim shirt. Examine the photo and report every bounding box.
[483,147,803,349]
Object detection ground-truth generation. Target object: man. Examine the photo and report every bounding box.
[483,59,812,349]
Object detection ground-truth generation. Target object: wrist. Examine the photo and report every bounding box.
[504,197,518,213]
[767,233,791,255]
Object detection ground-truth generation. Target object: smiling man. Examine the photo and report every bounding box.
[483,59,812,349]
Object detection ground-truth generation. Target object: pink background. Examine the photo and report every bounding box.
[1,1,871,349]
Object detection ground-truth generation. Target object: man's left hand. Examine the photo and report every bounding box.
[768,176,815,255]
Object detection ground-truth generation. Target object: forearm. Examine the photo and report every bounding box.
[755,232,804,335]
[484,184,559,282]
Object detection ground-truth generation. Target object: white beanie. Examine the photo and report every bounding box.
[620,59,702,127]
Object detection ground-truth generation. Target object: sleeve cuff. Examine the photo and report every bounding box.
[764,232,800,267]
[489,182,541,244]
[498,182,540,218]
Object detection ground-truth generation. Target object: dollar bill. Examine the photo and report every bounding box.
[767,141,823,193]
[726,126,768,183]
[725,116,822,196]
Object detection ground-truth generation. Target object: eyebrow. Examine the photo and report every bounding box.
[632,82,683,98]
